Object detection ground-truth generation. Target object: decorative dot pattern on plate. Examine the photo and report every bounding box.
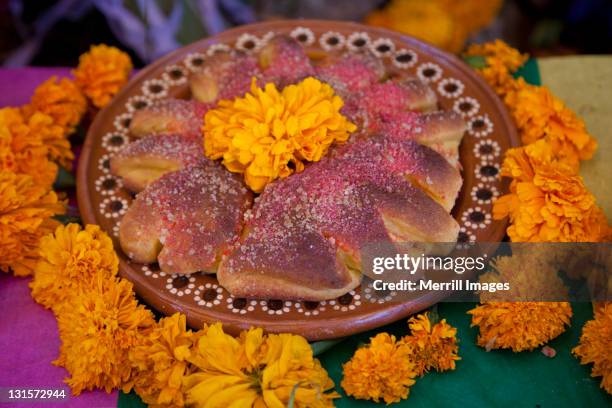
[346,32,371,52]
[235,33,262,52]
[364,285,397,304]
[162,64,188,85]
[370,38,395,57]
[453,96,480,117]
[437,78,464,98]
[184,52,206,71]
[102,132,129,152]
[470,183,499,205]
[99,197,128,219]
[393,48,418,69]
[319,31,345,51]
[226,297,257,314]
[474,139,501,160]
[475,160,500,182]
[417,62,443,82]
[468,114,494,137]
[126,95,152,112]
[194,283,223,307]
[290,27,315,46]
[142,79,168,99]
[113,113,132,133]
[462,206,492,230]
[206,44,231,56]
[95,174,122,196]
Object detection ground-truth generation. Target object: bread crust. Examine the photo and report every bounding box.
[119,163,252,274]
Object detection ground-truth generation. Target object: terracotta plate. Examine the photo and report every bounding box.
[77,20,518,340]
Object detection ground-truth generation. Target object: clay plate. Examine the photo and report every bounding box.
[77,20,518,340]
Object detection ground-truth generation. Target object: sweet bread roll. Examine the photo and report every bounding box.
[119,163,252,274]
[110,134,203,192]
[218,230,362,301]
[258,36,315,86]
[218,137,459,300]
[376,110,466,169]
[129,99,209,139]
[331,136,462,211]
[315,52,385,95]
[343,79,438,128]
[189,51,261,103]
[396,77,438,112]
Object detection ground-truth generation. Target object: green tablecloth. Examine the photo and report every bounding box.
[118,57,612,407]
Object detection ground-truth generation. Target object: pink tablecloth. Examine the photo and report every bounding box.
[0,68,117,408]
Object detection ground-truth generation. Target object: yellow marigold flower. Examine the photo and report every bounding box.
[55,277,155,395]
[0,171,64,276]
[507,84,597,165]
[29,76,87,134]
[203,77,356,192]
[127,313,194,408]
[184,323,338,407]
[401,313,460,376]
[30,223,118,313]
[468,302,572,352]
[0,107,58,189]
[573,303,612,394]
[74,44,133,108]
[341,332,416,404]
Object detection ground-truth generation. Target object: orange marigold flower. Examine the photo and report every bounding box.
[127,313,194,408]
[465,39,528,73]
[573,303,612,394]
[366,1,460,53]
[493,147,610,242]
[401,313,460,376]
[74,44,133,108]
[440,0,503,36]
[508,84,597,165]
[55,277,155,395]
[30,223,118,313]
[465,40,527,98]
[0,171,64,276]
[0,107,58,189]
[29,76,87,134]
[478,252,569,302]
[184,323,338,407]
[468,301,572,352]
[203,77,356,192]
[341,332,416,404]
[20,105,75,170]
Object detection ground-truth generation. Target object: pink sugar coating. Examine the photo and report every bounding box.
[261,41,314,86]
[227,135,435,275]
[143,99,211,138]
[213,55,262,100]
[116,133,203,166]
[136,163,251,270]
[315,54,382,95]
[375,110,422,140]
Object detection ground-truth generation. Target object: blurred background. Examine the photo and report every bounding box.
[0,0,611,68]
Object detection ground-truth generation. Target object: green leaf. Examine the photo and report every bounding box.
[54,214,81,225]
[53,166,76,190]
[463,55,487,69]
[287,381,301,408]
[310,339,345,356]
